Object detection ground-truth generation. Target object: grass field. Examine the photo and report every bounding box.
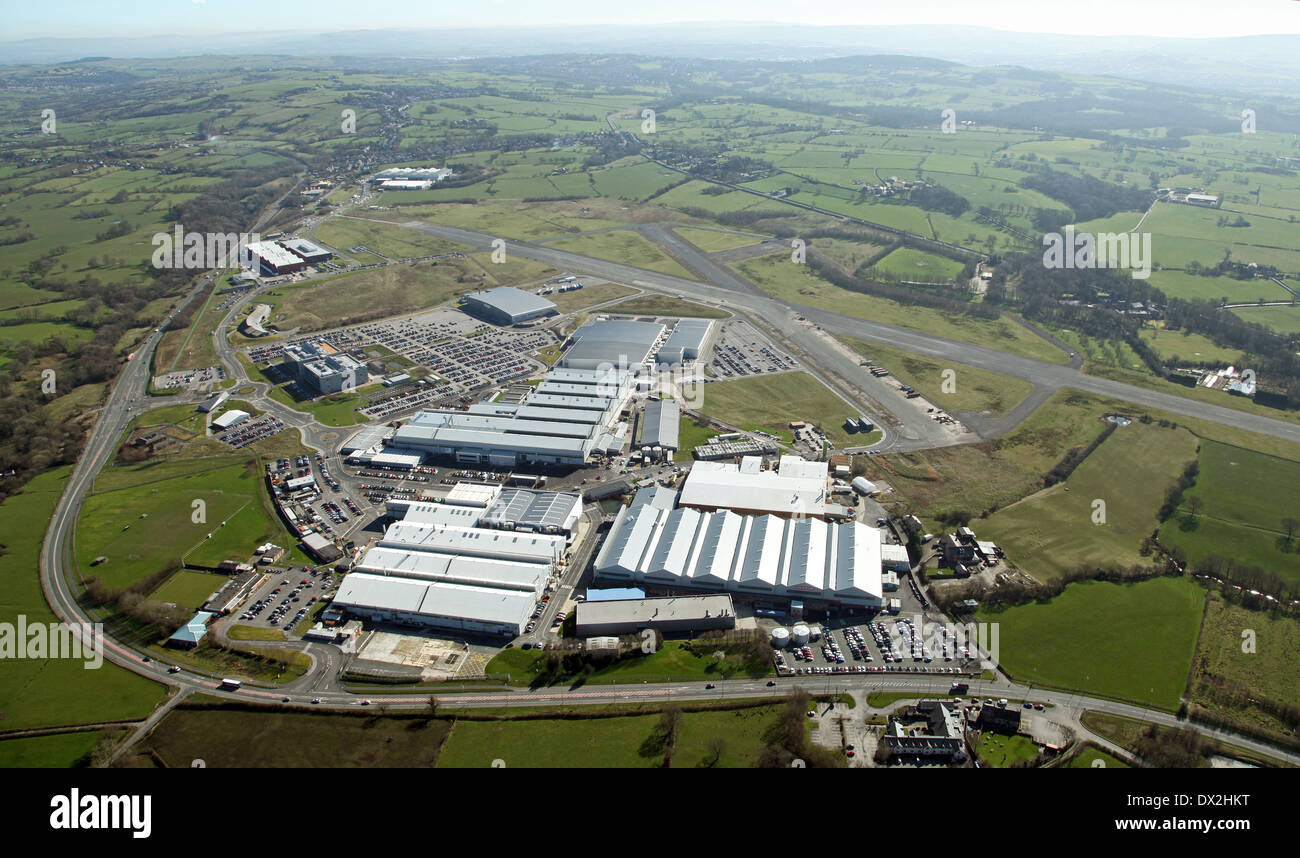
[130,402,208,438]
[978,576,1205,710]
[699,371,857,447]
[1138,325,1245,366]
[548,282,636,313]
[1160,439,1300,585]
[1147,270,1290,304]
[841,336,1035,416]
[1189,593,1300,741]
[674,415,722,461]
[546,230,698,280]
[0,468,167,732]
[605,294,730,319]
[1229,304,1300,335]
[149,570,226,611]
[311,217,471,260]
[131,706,452,768]
[975,731,1040,767]
[437,704,784,768]
[979,423,1198,582]
[732,252,1069,364]
[870,247,967,282]
[78,457,290,589]
[0,731,112,768]
[674,226,765,253]
[1066,746,1131,768]
[485,640,770,685]
[258,261,492,333]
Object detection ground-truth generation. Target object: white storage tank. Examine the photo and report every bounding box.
[852,476,877,496]
[791,623,811,645]
[771,627,791,648]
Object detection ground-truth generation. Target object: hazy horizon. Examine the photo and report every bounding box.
[3,1,1298,42]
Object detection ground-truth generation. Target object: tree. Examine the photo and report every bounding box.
[701,737,727,768]
[426,695,440,720]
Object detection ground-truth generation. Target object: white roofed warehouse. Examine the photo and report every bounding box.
[679,456,828,519]
[331,492,567,637]
[593,482,886,610]
[461,286,558,326]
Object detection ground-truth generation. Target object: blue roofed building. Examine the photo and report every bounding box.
[167,611,216,649]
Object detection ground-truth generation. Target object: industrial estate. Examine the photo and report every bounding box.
[1,5,1299,783]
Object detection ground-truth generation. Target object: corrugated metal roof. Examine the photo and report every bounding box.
[481,489,582,532]
[463,286,557,318]
[640,398,680,448]
[595,489,882,603]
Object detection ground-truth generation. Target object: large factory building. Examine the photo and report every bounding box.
[461,286,558,326]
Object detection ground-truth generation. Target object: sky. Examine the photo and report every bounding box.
[3,0,1297,41]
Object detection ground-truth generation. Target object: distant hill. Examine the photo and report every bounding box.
[2,23,1299,96]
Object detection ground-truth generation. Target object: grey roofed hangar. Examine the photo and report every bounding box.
[461,286,558,325]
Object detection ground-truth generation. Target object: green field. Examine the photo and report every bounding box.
[870,247,968,282]
[0,468,167,732]
[311,217,471,260]
[1228,303,1300,335]
[485,639,770,685]
[732,252,1069,364]
[546,230,698,280]
[699,372,857,447]
[258,260,499,333]
[548,282,636,313]
[975,731,1040,767]
[77,457,289,589]
[131,706,452,768]
[0,731,111,768]
[674,415,723,461]
[1138,326,1245,366]
[437,704,784,768]
[673,226,764,253]
[1189,593,1300,742]
[841,336,1035,416]
[606,294,730,319]
[1147,270,1289,304]
[978,576,1205,710]
[980,423,1199,582]
[149,570,226,611]
[1160,439,1300,585]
